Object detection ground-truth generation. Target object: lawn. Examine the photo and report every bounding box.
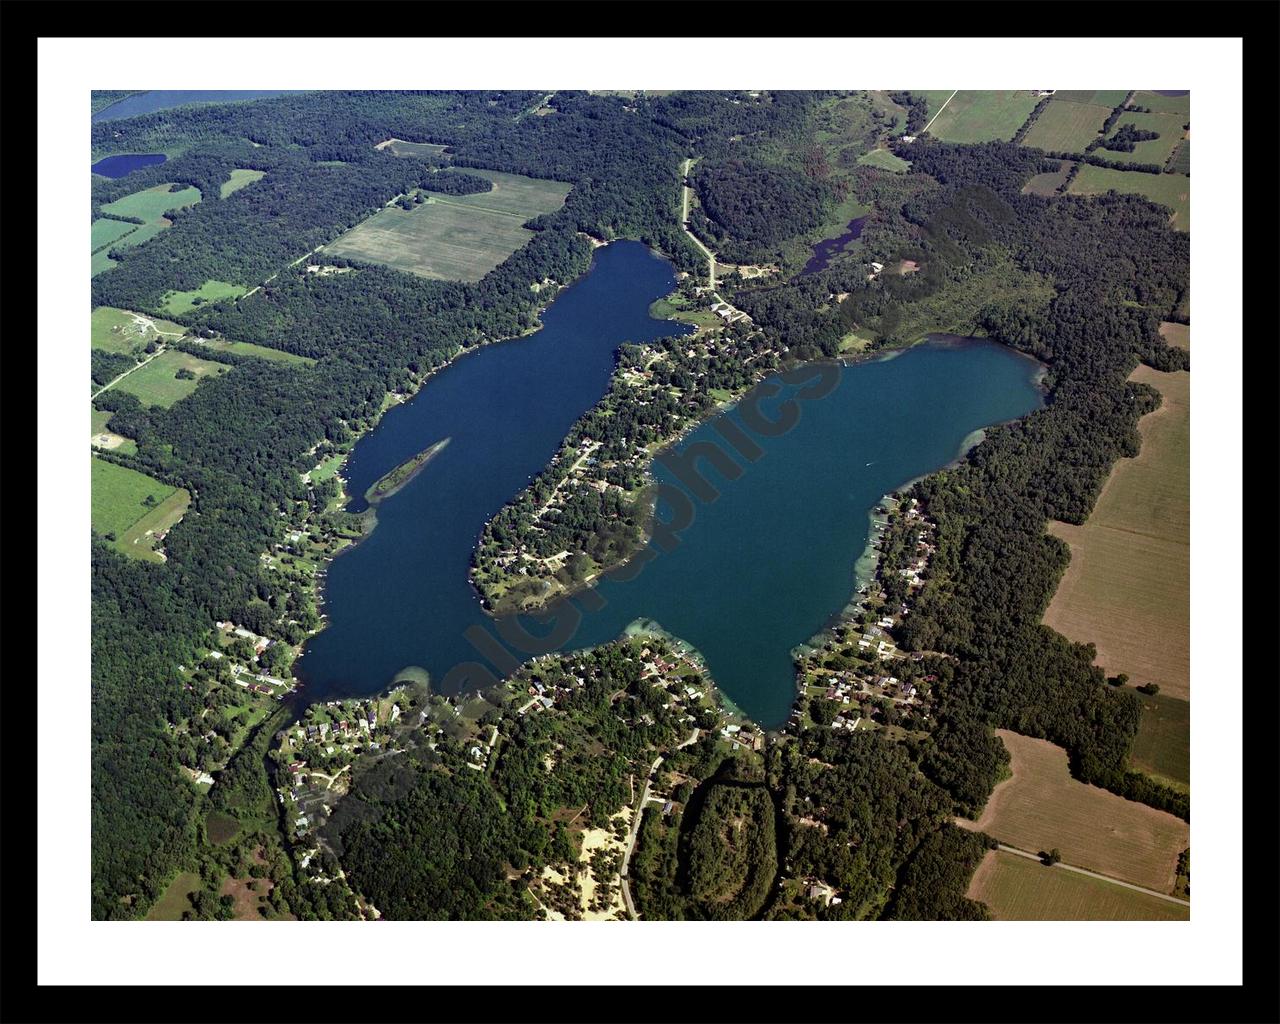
[324,169,570,283]
[967,851,1188,921]
[1021,160,1075,196]
[1051,90,1130,108]
[1044,365,1189,699]
[857,148,911,173]
[926,91,1041,144]
[1131,90,1190,116]
[198,337,315,366]
[1129,692,1190,790]
[958,730,1189,893]
[92,457,176,539]
[219,168,266,198]
[309,454,346,483]
[113,349,230,407]
[91,307,188,355]
[160,280,249,316]
[144,871,203,921]
[1098,111,1187,167]
[1021,100,1112,153]
[1068,164,1189,230]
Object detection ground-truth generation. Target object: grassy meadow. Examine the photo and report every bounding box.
[161,280,249,315]
[1051,90,1130,108]
[198,338,315,366]
[1021,160,1075,196]
[91,307,188,354]
[219,168,266,198]
[1101,110,1187,167]
[1044,365,1189,699]
[113,349,230,407]
[967,850,1189,921]
[324,169,570,282]
[958,730,1189,893]
[1129,692,1190,790]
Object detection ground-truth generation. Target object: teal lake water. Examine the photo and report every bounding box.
[295,242,1043,727]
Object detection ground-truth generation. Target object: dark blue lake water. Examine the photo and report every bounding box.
[92,90,308,123]
[295,242,1044,727]
[802,215,868,275]
[91,153,167,178]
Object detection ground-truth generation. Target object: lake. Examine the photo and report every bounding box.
[91,153,167,179]
[295,242,1044,727]
[92,90,309,123]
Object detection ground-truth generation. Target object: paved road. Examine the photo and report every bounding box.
[996,843,1190,907]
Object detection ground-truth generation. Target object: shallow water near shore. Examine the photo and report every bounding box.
[296,242,1043,727]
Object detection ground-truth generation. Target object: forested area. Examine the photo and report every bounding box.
[89,90,708,918]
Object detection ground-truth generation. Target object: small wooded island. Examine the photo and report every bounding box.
[363,438,450,506]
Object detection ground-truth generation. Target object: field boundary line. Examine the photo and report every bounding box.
[996,844,1190,907]
[922,90,958,135]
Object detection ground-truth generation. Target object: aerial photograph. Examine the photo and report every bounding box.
[88,86,1193,925]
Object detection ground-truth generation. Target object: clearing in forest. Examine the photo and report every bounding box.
[967,850,1188,921]
[925,91,1041,144]
[1043,365,1189,699]
[220,168,266,198]
[112,349,230,408]
[1021,160,1074,196]
[957,730,1189,893]
[90,307,188,355]
[160,280,249,316]
[197,337,315,366]
[1098,110,1187,167]
[91,456,191,562]
[323,169,570,282]
[1130,692,1190,790]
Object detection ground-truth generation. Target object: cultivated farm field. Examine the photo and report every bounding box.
[1051,90,1130,108]
[958,730,1189,893]
[967,850,1189,921]
[113,349,230,407]
[1131,90,1190,116]
[1021,100,1111,153]
[1068,165,1189,230]
[323,169,570,282]
[1044,365,1189,699]
[926,91,1041,144]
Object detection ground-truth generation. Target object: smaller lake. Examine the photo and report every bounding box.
[91,153,167,179]
[802,215,868,275]
[92,90,309,124]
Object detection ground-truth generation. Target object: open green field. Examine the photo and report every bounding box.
[1021,100,1112,153]
[309,454,346,483]
[927,91,1041,144]
[92,217,139,253]
[917,90,957,121]
[198,338,315,366]
[1044,366,1190,700]
[92,457,176,539]
[1021,160,1075,196]
[92,251,118,276]
[113,349,230,407]
[959,731,1189,893]
[1132,90,1190,116]
[1052,90,1130,108]
[1100,111,1187,167]
[91,307,188,354]
[1130,692,1190,790]
[324,169,570,282]
[220,168,266,198]
[160,280,249,315]
[379,139,450,160]
[1068,165,1189,230]
[857,148,911,173]
[101,183,202,223]
[967,851,1189,921]
[648,296,721,331]
[144,871,202,921]
[91,406,138,455]
[91,408,113,436]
